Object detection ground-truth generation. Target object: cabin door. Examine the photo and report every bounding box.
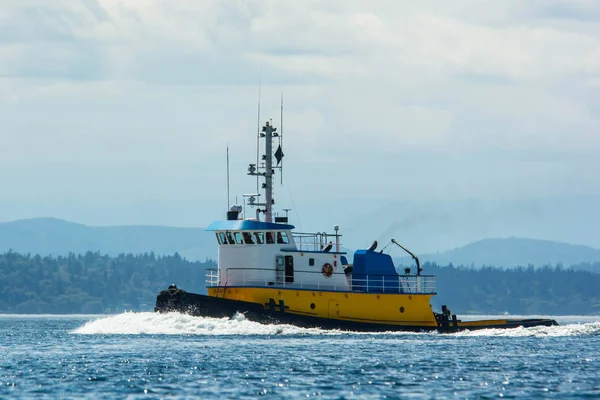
[284,256,294,283]
[328,300,340,318]
[275,256,284,284]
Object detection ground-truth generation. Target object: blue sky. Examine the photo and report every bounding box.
[1,0,599,251]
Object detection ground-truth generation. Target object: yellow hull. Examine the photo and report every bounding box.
[208,286,438,327]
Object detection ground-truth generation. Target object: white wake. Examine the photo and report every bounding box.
[72,312,600,337]
[72,312,335,335]
[451,321,600,337]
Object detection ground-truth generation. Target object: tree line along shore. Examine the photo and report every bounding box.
[0,251,598,315]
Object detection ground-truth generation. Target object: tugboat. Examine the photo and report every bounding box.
[155,114,558,333]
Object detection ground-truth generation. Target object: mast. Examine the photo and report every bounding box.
[265,121,274,222]
[247,119,281,223]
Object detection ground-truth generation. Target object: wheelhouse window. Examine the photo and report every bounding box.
[277,232,290,244]
[226,232,235,244]
[218,231,287,245]
[242,232,254,244]
[234,232,244,244]
[266,232,275,244]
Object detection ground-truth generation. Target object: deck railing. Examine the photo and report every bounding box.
[206,268,219,287]
[292,232,342,252]
[205,268,435,294]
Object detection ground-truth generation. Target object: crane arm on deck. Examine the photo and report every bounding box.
[391,239,422,276]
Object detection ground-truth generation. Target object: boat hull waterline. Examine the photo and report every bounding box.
[155,288,558,333]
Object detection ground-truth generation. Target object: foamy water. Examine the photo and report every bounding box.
[72,311,600,337]
[73,311,334,336]
[454,321,600,337]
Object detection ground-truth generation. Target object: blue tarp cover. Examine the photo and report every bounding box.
[352,250,401,293]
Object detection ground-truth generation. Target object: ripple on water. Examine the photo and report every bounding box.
[0,314,598,398]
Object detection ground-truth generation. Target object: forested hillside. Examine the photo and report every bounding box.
[1,251,598,315]
[0,251,213,314]
[425,263,600,315]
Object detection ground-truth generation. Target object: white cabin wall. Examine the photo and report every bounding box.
[215,229,350,290]
[291,252,351,290]
[218,243,294,286]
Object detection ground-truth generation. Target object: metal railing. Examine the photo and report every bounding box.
[205,268,435,294]
[353,274,437,294]
[292,232,342,252]
[206,268,219,286]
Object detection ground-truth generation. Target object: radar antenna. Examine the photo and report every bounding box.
[280,93,284,185]
[255,76,262,195]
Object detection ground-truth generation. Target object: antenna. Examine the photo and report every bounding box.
[226,144,230,208]
[246,90,287,224]
[280,93,284,185]
[256,74,262,195]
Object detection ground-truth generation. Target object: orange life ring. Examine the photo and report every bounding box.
[322,263,334,278]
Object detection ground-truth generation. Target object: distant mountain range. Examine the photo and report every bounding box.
[398,237,600,271]
[0,217,217,261]
[1,218,599,272]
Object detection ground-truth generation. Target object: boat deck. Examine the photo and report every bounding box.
[205,268,436,294]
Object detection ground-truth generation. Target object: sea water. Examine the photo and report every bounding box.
[0,314,598,399]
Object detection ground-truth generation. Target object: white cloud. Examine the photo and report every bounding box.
[249,8,600,80]
[3,1,600,83]
[0,0,599,229]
